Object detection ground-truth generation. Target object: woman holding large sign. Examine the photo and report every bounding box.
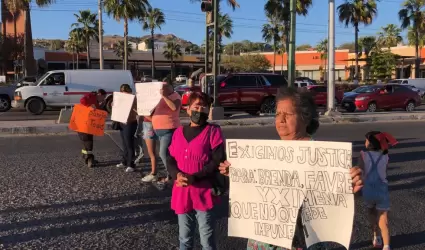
[219,87,364,250]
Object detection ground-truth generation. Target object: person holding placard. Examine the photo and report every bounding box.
[218,87,365,250]
[116,84,138,173]
[166,92,225,250]
[151,81,182,189]
[78,89,107,167]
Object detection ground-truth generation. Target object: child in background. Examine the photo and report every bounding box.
[359,131,398,250]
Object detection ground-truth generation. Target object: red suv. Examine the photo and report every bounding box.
[175,73,287,115]
[352,84,421,112]
[305,85,344,106]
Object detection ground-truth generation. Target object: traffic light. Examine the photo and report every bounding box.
[201,0,213,12]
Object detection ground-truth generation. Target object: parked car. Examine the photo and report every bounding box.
[405,85,425,98]
[296,77,317,85]
[304,85,344,106]
[0,84,17,112]
[341,85,382,112]
[12,70,134,115]
[344,84,421,112]
[176,75,187,83]
[175,73,288,115]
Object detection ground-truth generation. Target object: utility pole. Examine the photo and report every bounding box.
[201,0,224,119]
[98,0,104,70]
[287,0,296,87]
[325,0,339,116]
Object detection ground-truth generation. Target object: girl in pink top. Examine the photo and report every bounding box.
[167,92,225,250]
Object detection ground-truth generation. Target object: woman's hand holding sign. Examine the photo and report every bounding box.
[219,160,231,176]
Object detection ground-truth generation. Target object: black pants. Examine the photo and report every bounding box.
[120,121,138,168]
[78,132,94,152]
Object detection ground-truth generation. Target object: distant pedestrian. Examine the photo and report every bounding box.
[151,81,182,189]
[360,131,398,250]
[78,89,107,167]
[116,84,138,173]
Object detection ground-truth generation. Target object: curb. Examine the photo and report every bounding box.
[1,114,425,135]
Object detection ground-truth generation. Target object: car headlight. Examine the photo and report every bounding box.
[355,96,369,101]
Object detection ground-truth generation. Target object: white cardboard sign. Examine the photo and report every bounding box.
[135,82,163,116]
[111,92,135,123]
[226,139,354,249]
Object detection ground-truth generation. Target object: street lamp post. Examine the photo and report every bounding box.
[98,0,104,70]
[287,0,296,87]
[325,0,340,116]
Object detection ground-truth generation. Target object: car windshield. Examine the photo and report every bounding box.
[35,72,50,85]
[353,86,376,93]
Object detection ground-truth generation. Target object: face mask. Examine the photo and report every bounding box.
[190,110,208,125]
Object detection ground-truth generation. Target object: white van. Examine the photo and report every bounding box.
[12,70,134,115]
[390,78,425,89]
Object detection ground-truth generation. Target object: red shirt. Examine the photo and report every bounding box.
[80,93,100,108]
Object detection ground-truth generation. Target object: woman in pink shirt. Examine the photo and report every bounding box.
[166,92,225,250]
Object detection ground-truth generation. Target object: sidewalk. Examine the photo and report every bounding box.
[1,112,425,135]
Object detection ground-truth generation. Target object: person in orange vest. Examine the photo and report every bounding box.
[79,89,107,167]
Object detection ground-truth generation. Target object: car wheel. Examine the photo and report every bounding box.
[346,106,355,112]
[405,101,415,112]
[367,102,377,112]
[26,98,45,115]
[260,97,276,114]
[0,95,11,112]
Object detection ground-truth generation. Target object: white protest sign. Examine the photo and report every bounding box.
[227,139,354,249]
[135,82,163,116]
[111,92,135,123]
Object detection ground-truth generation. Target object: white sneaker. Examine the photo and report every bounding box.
[141,174,157,182]
[125,167,135,173]
[116,163,125,168]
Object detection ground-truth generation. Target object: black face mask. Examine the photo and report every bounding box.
[190,111,208,125]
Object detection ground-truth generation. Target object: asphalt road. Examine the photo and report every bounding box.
[0,122,424,249]
[2,105,425,121]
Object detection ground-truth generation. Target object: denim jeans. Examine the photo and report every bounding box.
[120,121,138,167]
[178,209,216,250]
[155,129,175,177]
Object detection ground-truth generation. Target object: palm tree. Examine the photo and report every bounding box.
[265,0,312,62]
[190,0,239,10]
[66,29,85,70]
[262,13,280,74]
[316,39,328,80]
[399,0,425,78]
[377,24,403,49]
[408,26,425,49]
[163,40,182,80]
[338,0,378,82]
[5,0,55,76]
[104,0,150,70]
[141,7,165,78]
[205,12,233,57]
[113,41,133,67]
[359,36,377,79]
[71,10,99,69]
[277,44,285,75]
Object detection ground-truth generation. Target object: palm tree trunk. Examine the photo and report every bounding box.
[124,18,128,71]
[72,51,75,70]
[285,21,290,68]
[151,29,155,78]
[415,28,420,78]
[86,37,91,69]
[273,46,276,74]
[76,52,79,69]
[171,55,174,81]
[354,23,359,82]
[1,0,7,75]
[24,5,36,76]
[281,52,284,75]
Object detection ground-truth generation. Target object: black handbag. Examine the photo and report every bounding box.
[111,121,121,130]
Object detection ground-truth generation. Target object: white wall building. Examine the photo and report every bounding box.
[137,41,167,52]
